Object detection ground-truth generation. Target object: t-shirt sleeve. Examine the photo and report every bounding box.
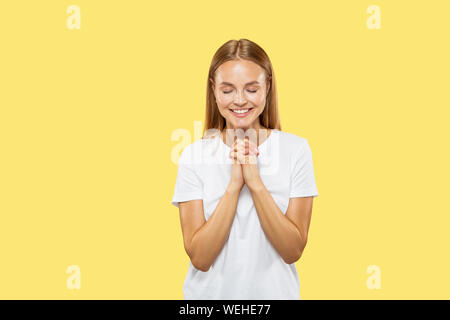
[289,138,319,198]
[171,145,203,208]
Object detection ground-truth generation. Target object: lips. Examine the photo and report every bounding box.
[230,108,254,117]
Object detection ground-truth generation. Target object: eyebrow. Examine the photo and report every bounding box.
[219,81,260,86]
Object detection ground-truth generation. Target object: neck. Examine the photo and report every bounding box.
[222,122,271,147]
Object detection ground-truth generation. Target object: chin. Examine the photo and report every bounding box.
[228,119,254,130]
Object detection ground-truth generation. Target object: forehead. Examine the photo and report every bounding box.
[215,59,266,85]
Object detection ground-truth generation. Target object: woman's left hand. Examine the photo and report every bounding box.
[229,137,263,190]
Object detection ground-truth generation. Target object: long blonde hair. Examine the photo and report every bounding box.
[203,39,281,139]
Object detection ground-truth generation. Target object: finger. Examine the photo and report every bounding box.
[245,154,257,165]
[244,139,259,152]
[229,152,240,163]
[234,144,245,153]
[243,141,259,155]
[244,137,255,146]
[230,149,239,159]
[230,150,238,159]
[235,144,256,156]
[243,145,253,156]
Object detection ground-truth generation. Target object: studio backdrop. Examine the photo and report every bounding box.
[0,0,449,299]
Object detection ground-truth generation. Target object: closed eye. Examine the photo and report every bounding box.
[223,89,258,94]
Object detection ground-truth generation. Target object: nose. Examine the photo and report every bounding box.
[233,89,247,106]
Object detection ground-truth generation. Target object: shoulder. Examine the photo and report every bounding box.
[178,136,218,164]
[275,130,309,152]
[274,130,315,165]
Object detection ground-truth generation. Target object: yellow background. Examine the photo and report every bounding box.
[0,0,449,299]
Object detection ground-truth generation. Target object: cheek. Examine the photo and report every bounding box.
[249,92,266,107]
[216,94,233,106]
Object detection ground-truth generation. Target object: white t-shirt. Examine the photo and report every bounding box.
[171,129,319,299]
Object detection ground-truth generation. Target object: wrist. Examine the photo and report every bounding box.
[246,176,264,192]
[226,183,243,194]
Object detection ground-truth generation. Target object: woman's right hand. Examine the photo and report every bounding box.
[228,138,244,192]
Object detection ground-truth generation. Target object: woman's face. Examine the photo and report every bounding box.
[212,59,270,130]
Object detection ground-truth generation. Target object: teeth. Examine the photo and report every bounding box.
[232,109,250,114]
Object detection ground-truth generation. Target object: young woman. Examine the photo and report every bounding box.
[171,39,319,299]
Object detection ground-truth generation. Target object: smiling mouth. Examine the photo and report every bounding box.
[230,108,254,117]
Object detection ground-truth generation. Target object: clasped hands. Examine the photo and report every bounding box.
[228,137,262,191]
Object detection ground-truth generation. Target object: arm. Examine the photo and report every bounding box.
[178,183,241,272]
[247,169,314,264]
